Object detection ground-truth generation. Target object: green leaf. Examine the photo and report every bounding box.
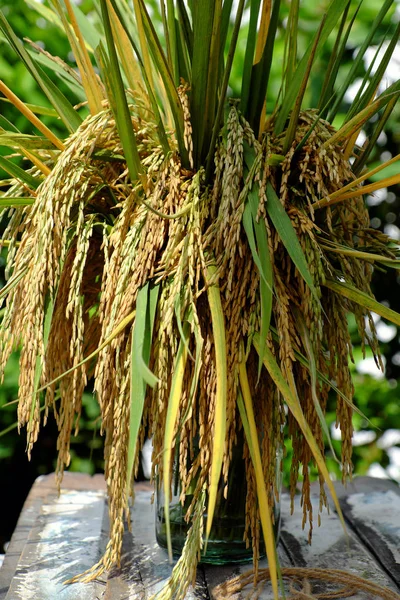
[106,0,170,155]
[163,321,191,561]
[247,0,281,134]
[242,173,273,378]
[283,0,299,97]
[206,0,246,180]
[177,0,193,58]
[70,0,102,52]
[134,284,159,389]
[265,181,319,302]
[257,329,370,422]
[134,0,188,164]
[0,156,42,189]
[26,47,86,102]
[0,197,35,207]
[274,0,349,135]
[0,133,57,151]
[324,279,400,327]
[294,308,339,462]
[0,112,20,132]
[205,263,227,546]
[126,284,159,500]
[100,0,142,182]
[237,367,279,600]
[0,97,59,118]
[240,0,262,114]
[324,91,400,147]
[191,0,218,165]
[282,14,325,154]
[327,0,395,122]
[318,0,355,116]
[166,0,179,86]
[0,10,82,132]
[253,340,348,539]
[353,97,397,174]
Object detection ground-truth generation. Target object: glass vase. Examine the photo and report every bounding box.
[155,437,282,564]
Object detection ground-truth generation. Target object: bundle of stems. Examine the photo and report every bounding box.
[1,1,400,598]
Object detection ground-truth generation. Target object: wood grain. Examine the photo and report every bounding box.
[1,474,399,599]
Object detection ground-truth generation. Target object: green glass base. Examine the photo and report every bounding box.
[156,506,281,565]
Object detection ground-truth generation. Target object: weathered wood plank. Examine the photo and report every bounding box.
[279,484,400,599]
[107,486,208,599]
[4,488,106,600]
[204,543,290,599]
[2,474,400,600]
[334,477,400,587]
[0,472,106,600]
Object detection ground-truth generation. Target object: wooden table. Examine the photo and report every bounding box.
[1,473,400,599]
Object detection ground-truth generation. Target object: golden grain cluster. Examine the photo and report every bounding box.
[0,100,391,596]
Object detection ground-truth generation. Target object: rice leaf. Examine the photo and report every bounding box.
[254,341,348,538]
[326,91,400,148]
[0,155,42,189]
[265,181,319,302]
[220,0,234,65]
[177,0,193,58]
[52,0,104,114]
[70,0,102,51]
[134,0,188,165]
[0,82,64,149]
[246,0,280,134]
[174,284,192,356]
[294,308,339,462]
[318,0,354,116]
[0,10,82,132]
[206,0,246,180]
[282,14,325,154]
[319,240,400,268]
[327,0,395,122]
[241,0,262,114]
[328,152,400,203]
[346,26,398,125]
[315,171,400,209]
[25,0,62,30]
[324,279,400,327]
[191,0,217,165]
[0,132,58,151]
[166,0,179,86]
[100,0,142,182]
[0,197,35,207]
[0,113,19,133]
[274,0,349,135]
[237,365,279,600]
[136,284,159,389]
[283,0,299,96]
[126,284,159,501]
[255,330,370,422]
[243,175,273,378]
[107,0,170,154]
[25,45,86,101]
[353,96,397,174]
[205,263,227,545]
[163,321,190,562]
